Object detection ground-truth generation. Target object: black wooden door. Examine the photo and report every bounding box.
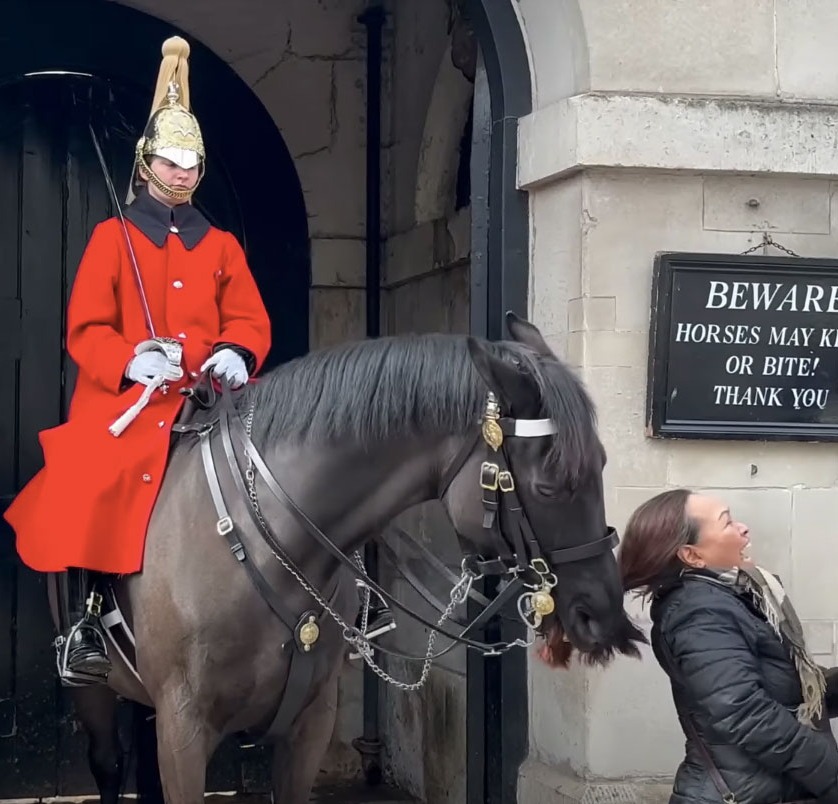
[0,74,271,798]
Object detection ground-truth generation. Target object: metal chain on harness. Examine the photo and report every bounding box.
[242,405,478,691]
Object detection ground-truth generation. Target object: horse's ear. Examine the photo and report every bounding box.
[505,311,553,357]
[466,336,538,415]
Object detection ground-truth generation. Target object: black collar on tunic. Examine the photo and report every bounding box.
[124,188,211,250]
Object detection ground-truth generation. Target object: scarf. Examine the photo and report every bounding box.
[715,565,825,726]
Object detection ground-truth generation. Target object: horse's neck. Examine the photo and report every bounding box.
[266,435,450,554]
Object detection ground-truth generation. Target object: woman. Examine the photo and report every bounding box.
[619,489,838,804]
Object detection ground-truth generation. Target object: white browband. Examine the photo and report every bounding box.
[504,418,558,438]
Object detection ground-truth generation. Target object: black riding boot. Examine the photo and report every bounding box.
[56,568,111,685]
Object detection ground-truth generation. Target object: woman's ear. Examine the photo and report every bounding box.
[676,544,705,569]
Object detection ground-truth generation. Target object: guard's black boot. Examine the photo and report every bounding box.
[55,569,111,686]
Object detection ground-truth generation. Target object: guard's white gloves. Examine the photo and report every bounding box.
[201,348,249,389]
[126,351,183,386]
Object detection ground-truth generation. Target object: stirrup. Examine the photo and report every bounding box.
[54,620,111,688]
[349,606,397,661]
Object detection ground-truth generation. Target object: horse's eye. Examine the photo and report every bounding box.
[534,480,564,499]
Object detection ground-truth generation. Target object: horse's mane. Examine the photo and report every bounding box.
[241,333,599,483]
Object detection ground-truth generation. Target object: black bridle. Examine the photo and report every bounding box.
[175,382,619,658]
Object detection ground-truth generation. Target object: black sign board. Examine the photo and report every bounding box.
[647,252,838,441]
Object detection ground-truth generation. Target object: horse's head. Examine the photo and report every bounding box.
[443,313,645,668]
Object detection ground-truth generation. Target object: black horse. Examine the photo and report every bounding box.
[65,313,643,804]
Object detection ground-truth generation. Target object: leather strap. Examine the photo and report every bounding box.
[222,404,521,655]
[199,428,302,632]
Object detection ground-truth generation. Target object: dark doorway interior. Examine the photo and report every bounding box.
[0,0,310,797]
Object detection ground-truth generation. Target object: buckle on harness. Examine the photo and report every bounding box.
[480,462,499,491]
[497,470,515,493]
[217,516,234,536]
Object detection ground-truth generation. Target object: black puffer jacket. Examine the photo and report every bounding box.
[651,571,838,804]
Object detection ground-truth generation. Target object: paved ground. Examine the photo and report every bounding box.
[203,787,415,804]
[2,784,416,804]
[310,783,415,803]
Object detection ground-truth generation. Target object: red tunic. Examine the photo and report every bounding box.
[3,217,272,574]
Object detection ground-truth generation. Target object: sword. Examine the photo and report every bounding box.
[88,124,183,436]
[88,123,157,340]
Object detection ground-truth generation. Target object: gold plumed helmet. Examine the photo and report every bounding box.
[133,36,205,202]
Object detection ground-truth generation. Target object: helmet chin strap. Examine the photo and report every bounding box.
[138,156,205,203]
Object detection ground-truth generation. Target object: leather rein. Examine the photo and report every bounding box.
[174,379,619,659]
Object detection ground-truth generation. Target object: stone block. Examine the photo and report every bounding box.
[384,224,436,286]
[566,331,584,366]
[519,95,838,189]
[385,138,423,236]
[333,57,367,153]
[581,0,775,96]
[611,486,667,534]
[802,621,835,657]
[776,0,838,100]
[529,177,583,337]
[568,297,616,333]
[516,0,590,107]
[127,0,290,77]
[703,177,830,234]
[528,653,588,772]
[388,0,450,147]
[583,331,647,368]
[667,442,838,490]
[587,651,683,778]
[383,265,468,336]
[581,172,748,332]
[568,298,584,333]
[310,238,366,287]
[309,287,365,349]
[254,58,334,158]
[791,489,838,620]
[585,365,669,495]
[285,0,367,59]
[297,143,367,238]
[544,331,573,365]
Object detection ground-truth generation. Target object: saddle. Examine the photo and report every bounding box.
[173,370,220,432]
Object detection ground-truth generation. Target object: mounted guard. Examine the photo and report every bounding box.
[3,36,272,685]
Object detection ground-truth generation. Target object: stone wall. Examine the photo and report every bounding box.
[516,1,838,801]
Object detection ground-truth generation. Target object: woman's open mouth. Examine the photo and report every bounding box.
[740,539,751,563]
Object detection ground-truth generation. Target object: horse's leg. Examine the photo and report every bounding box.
[271,669,340,804]
[70,686,124,804]
[154,695,220,804]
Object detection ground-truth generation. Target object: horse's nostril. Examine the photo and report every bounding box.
[571,604,604,644]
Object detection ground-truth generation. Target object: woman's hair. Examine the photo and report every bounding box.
[618,488,699,597]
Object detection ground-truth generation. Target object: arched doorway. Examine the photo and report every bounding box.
[0,1,308,797]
